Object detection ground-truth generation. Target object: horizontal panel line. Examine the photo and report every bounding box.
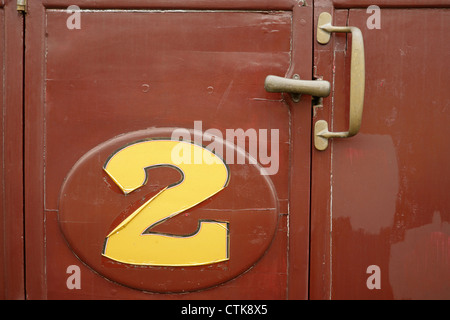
[333,0,450,8]
[46,9,291,13]
[42,0,297,10]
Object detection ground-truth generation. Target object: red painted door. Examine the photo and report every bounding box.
[24,0,312,299]
[20,0,450,300]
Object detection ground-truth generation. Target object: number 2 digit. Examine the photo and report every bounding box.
[102,139,230,266]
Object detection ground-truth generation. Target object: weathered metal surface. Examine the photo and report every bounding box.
[0,0,24,300]
[19,0,450,301]
[311,1,450,299]
[25,0,313,299]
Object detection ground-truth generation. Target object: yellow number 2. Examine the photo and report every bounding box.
[102,139,230,266]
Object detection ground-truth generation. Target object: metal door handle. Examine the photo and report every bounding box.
[314,12,365,151]
[264,74,331,102]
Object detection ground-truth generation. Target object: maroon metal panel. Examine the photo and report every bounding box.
[25,0,312,299]
[287,3,313,300]
[16,0,450,300]
[311,0,450,299]
[0,0,24,300]
[24,1,47,299]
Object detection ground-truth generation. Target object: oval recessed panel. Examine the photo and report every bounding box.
[58,128,279,293]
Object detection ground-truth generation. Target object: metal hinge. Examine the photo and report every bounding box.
[17,0,27,13]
